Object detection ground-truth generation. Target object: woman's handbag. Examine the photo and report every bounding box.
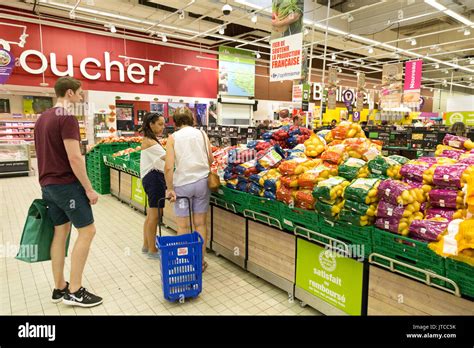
[200,131,220,192]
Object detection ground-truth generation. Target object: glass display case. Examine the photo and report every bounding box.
[0,143,31,177]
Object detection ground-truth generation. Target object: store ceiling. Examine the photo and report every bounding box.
[1,0,473,93]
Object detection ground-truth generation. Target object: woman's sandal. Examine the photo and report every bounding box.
[202,260,208,273]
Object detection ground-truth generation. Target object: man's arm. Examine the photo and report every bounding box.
[64,139,98,205]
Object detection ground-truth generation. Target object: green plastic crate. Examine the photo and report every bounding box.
[372,228,444,266]
[279,203,319,232]
[372,228,445,286]
[445,258,474,298]
[211,186,250,213]
[246,194,282,221]
[318,217,373,258]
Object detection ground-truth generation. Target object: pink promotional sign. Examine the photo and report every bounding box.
[404,59,422,91]
[402,59,422,107]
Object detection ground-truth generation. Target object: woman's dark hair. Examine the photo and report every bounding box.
[173,107,194,127]
[141,112,164,142]
[450,122,466,137]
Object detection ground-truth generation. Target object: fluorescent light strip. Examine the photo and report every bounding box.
[424,0,446,11]
[424,0,474,27]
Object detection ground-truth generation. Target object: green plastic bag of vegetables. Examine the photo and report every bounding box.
[343,178,381,205]
[315,198,344,218]
[338,208,374,226]
[388,155,409,165]
[338,158,369,181]
[368,156,402,179]
[312,176,350,203]
[343,199,377,217]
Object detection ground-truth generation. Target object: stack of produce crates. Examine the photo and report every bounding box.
[445,258,474,298]
[372,228,446,286]
[86,143,131,194]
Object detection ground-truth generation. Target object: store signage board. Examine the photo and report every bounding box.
[302,83,310,111]
[403,60,423,108]
[296,238,368,316]
[270,33,303,82]
[218,46,255,97]
[131,176,146,206]
[380,63,403,109]
[444,111,474,126]
[292,84,303,102]
[0,49,15,85]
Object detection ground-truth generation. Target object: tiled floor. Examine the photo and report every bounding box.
[0,170,318,316]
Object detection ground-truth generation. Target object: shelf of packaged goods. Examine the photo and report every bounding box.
[0,138,34,142]
[0,132,33,135]
[0,126,35,129]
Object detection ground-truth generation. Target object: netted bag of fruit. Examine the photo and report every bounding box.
[312,176,350,203]
[428,219,474,262]
[304,134,326,158]
[425,207,466,221]
[278,157,309,176]
[260,169,282,193]
[342,138,370,160]
[338,158,369,181]
[368,156,402,179]
[344,199,377,217]
[294,158,322,175]
[377,179,426,206]
[432,164,474,189]
[376,200,422,219]
[315,198,345,218]
[459,154,474,165]
[388,155,409,165]
[441,150,465,160]
[443,134,474,150]
[320,143,348,166]
[409,218,449,242]
[435,144,458,157]
[329,122,365,141]
[256,146,285,172]
[298,165,336,189]
[276,185,297,205]
[280,175,299,188]
[429,188,465,209]
[400,161,431,183]
[402,178,432,199]
[294,190,316,210]
[343,178,381,205]
[225,178,239,190]
[375,214,423,236]
[338,208,374,226]
[235,160,259,177]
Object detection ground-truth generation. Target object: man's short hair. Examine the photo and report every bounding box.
[173,107,194,127]
[54,77,82,97]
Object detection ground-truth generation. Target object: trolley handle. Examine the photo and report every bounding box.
[157,196,193,236]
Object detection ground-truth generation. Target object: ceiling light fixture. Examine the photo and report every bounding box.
[218,27,225,35]
[251,13,258,23]
[464,29,471,36]
[304,28,309,35]
[411,39,417,46]
[255,52,261,59]
[337,68,342,73]
[470,59,474,65]
[368,47,374,54]
[162,35,167,42]
[331,53,336,60]
[434,63,440,69]
[444,69,449,74]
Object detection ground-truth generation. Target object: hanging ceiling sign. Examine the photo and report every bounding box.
[403,59,423,108]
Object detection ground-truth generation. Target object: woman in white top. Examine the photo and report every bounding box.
[165,107,213,271]
[140,112,166,258]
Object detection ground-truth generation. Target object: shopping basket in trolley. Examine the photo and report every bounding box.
[156,197,203,302]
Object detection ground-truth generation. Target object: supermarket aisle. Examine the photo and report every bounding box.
[0,173,318,316]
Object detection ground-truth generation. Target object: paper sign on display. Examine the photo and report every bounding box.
[0,49,14,85]
[380,63,403,109]
[292,84,303,102]
[403,60,423,107]
[270,33,303,82]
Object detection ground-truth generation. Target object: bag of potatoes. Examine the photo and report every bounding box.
[344,178,381,205]
[312,176,350,203]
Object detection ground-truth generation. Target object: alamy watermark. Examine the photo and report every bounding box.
[0,242,38,262]
[324,243,365,262]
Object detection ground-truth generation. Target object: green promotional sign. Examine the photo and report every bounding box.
[296,238,366,315]
[131,176,146,206]
[444,111,474,126]
[218,46,255,97]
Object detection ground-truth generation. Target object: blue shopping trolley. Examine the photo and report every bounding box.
[156,197,204,302]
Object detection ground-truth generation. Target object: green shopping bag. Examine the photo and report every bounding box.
[16,199,71,263]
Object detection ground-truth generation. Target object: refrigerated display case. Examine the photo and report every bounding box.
[0,143,31,177]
